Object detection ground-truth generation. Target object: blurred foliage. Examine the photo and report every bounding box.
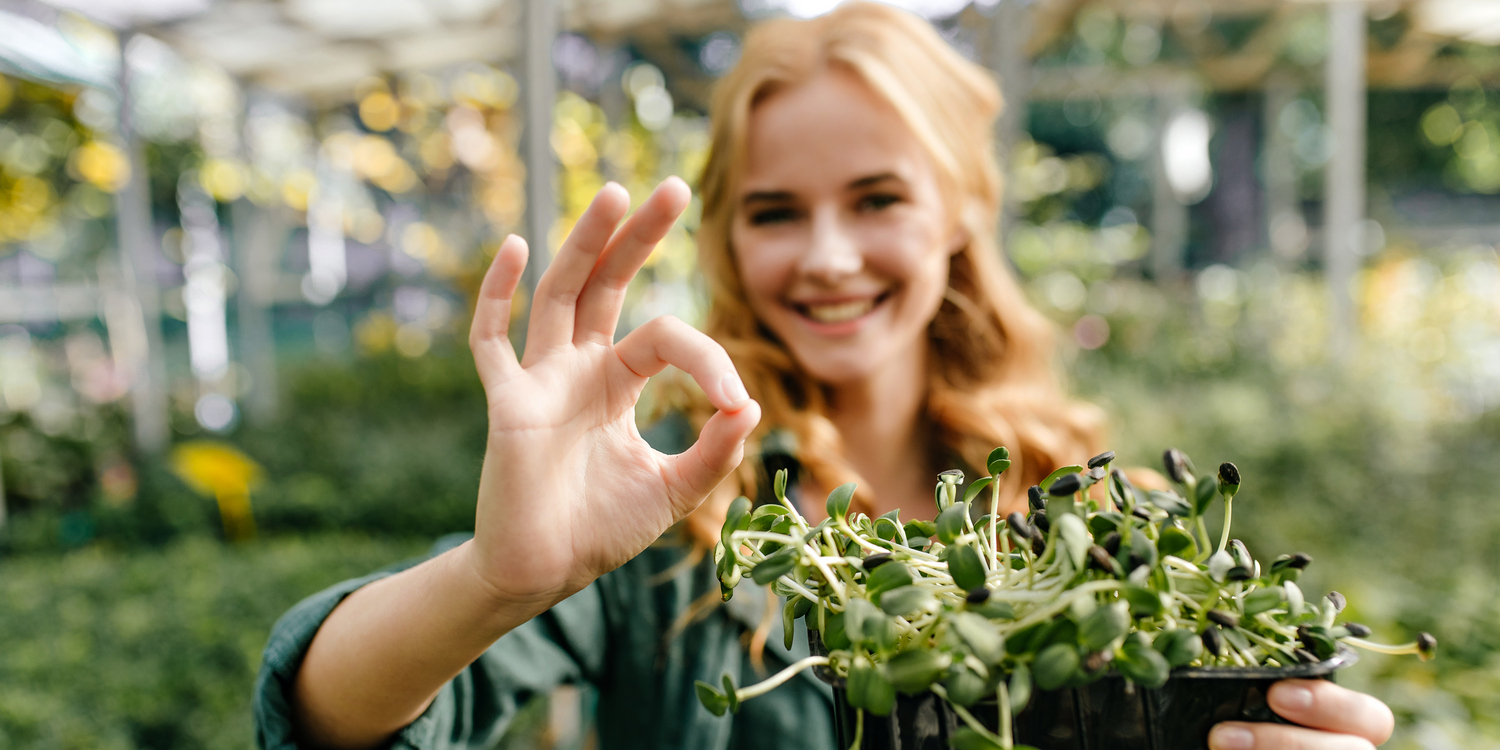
[3,343,490,554]
[1418,76,1500,194]
[1042,253,1500,748]
[0,74,119,269]
[0,534,427,749]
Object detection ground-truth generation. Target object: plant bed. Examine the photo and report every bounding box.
[697,448,1435,750]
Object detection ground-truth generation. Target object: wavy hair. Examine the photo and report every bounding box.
[675,1,1105,550]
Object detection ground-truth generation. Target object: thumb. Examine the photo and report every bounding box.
[661,400,761,515]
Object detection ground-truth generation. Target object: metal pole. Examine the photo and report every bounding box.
[114,31,169,453]
[1263,70,1301,264]
[1151,88,1188,281]
[231,199,282,424]
[0,440,7,530]
[522,0,557,295]
[1324,2,1366,357]
[989,0,1032,244]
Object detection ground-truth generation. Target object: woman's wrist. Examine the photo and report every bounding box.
[450,539,571,638]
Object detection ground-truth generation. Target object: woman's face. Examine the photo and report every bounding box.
[731,66,962,387]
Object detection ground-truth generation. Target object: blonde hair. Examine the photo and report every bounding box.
[678,1,1105,548]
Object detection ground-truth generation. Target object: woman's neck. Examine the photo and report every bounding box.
[826,345,936,521]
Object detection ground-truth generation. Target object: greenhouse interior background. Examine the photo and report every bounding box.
[1,0,1499,747]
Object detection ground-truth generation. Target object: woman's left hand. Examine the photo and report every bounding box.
[1210,680,1394,750]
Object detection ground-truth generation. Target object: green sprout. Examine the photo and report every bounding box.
[702,447,1436,750]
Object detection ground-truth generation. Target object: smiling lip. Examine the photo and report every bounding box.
[788,293,888,335]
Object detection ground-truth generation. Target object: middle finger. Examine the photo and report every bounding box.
[572,177,692,345]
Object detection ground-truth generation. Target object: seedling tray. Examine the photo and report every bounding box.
[818,642,1358,750]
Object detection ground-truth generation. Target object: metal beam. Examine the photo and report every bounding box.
[989,0,1032,244]
[522,0,557,296]
[114,31,170,454]
[1263,70,1302,264]
[0,283,102,322]
[231,198,283,425]
[1323,2,1366,358]
[1150,86,1189,280]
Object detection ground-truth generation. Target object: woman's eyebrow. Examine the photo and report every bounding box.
[847,172,903,189]
[743,190,795,205]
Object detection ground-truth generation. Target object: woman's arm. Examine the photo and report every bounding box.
[291,542,545,749]
[1211,680,1395,750]
[290,178,761,749]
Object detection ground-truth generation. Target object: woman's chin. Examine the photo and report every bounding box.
[791,353,886,388]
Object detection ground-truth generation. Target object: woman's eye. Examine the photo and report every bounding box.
[749,207,798,225]
[857,193,900,212]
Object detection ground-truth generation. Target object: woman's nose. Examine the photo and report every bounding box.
[798,210,862,280]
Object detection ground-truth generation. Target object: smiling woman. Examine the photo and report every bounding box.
[685,3,1104,534]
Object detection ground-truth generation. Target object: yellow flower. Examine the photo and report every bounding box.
[170,441,264,542]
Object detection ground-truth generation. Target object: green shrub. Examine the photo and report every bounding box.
[0,534,426,749]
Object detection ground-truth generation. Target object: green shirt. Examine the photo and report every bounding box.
[252,422,836,750]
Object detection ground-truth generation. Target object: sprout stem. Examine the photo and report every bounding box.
[931,684,1006,745]
[1194,516,1213,561]
[779,578,822,605]
[1217,497,1234,555]
[1340,637,1422,656]
[1238,628,1289,657]
[989,479,1002,571]
[835,517,890,555]
[737,531,800,545]
[997,679,1013,750]
[999,580,1123,634]
[806,544,847,604]
[847,708,863,750]
[735,655,831,701]
[1253,613,1300,639]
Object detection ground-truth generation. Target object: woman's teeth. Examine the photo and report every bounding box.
[804,299,875,323]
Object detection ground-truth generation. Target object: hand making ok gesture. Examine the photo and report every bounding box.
[466,177,761,609]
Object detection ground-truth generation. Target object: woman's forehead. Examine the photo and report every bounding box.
[740,67,931,192]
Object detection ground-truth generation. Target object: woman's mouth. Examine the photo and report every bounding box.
[804,298,874,323]
[790,293,889,331]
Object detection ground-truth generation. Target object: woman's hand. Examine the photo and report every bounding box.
[292,179,756,749]
[466,177,760,611]
[1210,680,1395,750]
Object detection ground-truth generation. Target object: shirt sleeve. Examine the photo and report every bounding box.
[253,549,608,750]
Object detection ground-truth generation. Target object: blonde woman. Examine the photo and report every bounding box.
[258,5,1394,749]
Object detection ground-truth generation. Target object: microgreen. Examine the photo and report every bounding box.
[700,447,1436,750]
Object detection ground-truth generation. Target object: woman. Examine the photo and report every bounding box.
[257,5,1395,749]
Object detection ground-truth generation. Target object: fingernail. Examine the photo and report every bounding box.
[1209,726,1254,750]
[721,374,748,405]
[1275,683,1313,711]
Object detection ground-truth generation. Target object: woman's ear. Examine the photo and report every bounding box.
[947,225,971,256]
[948,202,982,256]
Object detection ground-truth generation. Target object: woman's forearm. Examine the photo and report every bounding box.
[291,541,556,750]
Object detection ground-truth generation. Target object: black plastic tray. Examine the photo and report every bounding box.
[813,633,1357,750]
